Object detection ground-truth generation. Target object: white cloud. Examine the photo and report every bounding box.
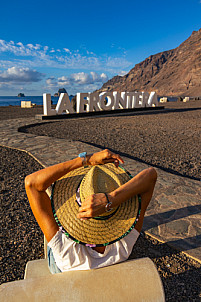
[0,39,132,95]
[64,48,71,54]
[106,56,131,68]
[0,59,36,69]
[118,70,128,76]
[86,50,95,55]
[16,42,24,47]
[57,76,70,86]
[90,72,108,83]
[0,39,132,72]
[0,40,46,57]
[70,72,91,84]
[0,67,44,84]
[69,72,108,85]
[46,77,58,87]
[46,72,108,92]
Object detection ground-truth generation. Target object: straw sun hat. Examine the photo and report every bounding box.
[51,163,141,247]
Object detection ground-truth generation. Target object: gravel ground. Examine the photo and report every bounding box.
[20,100,201,180]
[0,105,43,120]
[0,147,44,284]
[0,146,200,301]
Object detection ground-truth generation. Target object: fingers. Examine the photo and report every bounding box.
[77,206,98,220]
[77,212,91,220]
[77,195,95,220]
[111,153,124,164]
[78,202,103,216]
[103,158,119,167]
[88,149,124,166]
[102,149,124,166]
[77,193,106,220]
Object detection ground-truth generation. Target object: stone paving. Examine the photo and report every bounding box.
[1,117,201,262]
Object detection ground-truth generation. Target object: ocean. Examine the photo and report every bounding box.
[0,95,178,107]
[0,96,60,107]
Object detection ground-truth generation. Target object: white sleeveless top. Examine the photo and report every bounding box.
[48,228,139,272]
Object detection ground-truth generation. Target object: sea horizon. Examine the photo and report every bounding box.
[0,95,73,107]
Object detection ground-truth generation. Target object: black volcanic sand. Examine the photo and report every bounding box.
[20,100,201,180]
[0,147,44,284]
[0,105,43,120]
[0,146,201,301]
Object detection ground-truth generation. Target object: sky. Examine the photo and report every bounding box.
[0,0,201,96]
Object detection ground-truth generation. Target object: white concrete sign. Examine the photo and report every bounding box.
[43,91,158,116]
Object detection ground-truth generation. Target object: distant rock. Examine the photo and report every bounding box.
[18,93,25,97]
[97,28,201,97]
[59,88,67,93]
[54,88,67,97]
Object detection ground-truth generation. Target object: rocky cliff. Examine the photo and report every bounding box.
[98,29,201,97]
[17,93,25,97]
[54,88,67,97]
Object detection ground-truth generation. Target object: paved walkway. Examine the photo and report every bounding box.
[1,117,200,262]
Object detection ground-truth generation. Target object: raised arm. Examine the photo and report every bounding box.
[25,149,124,242]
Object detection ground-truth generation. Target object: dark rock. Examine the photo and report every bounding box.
[17,93,25,97]
[54,88,67,97]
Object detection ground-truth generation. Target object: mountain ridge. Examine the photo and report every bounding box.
[98,29,201,97]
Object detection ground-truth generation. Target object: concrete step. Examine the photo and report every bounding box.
[0,257,165,302]
[24,259,51,279]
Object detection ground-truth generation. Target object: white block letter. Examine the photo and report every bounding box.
[126,92,136,108]
[55,93,74,114]
[147,92,158,107]
[89,92,101,112]
[141,92,150,107]
[133,92,141,108]
[99,92,114,110]
[77,93,90,113]
[113,92,127,109]
[43,93,57,116]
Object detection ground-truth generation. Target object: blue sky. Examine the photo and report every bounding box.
[0,0,201,96]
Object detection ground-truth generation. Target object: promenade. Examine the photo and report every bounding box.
[1,117,200,262]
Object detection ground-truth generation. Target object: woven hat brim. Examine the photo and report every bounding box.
[51,163,140,246]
